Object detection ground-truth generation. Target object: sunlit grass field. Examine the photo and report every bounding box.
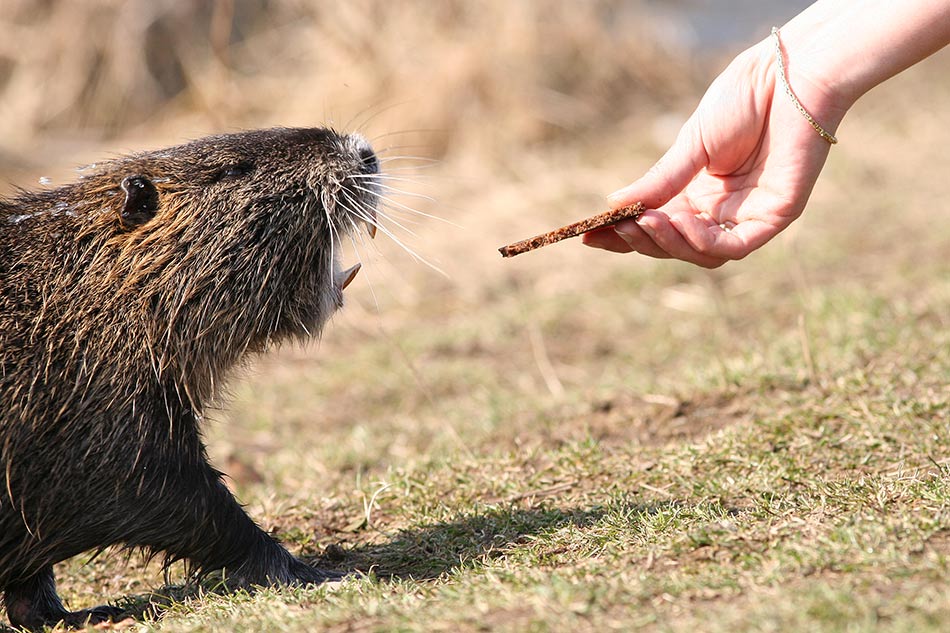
[1,2,949,631]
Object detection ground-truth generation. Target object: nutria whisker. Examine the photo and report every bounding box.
[358,181,437,205]
[374,145,435,159]
[348,172,431,188]
[369,165,441,177]
[348,191,420,239]
[341,217,384,312]
[348,175,438,208]
[349,182,455,229]
[338,190,444,275]
[368,128,441,144]
[376,155,441,165]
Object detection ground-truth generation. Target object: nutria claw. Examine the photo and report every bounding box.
[287,561,348,585]
[63,605,127,628]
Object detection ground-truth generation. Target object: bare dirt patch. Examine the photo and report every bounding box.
[500,388,762,452]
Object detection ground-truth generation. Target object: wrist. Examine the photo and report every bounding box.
[764,28,855,140]
[774,0,950,123]
[768,27,848,144]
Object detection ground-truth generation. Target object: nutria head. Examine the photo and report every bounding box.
[0,127,379,409]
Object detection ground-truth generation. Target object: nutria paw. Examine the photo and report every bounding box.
[7,604,122,632]
[227,546,348,589]
[3,568,125,631]
[288,559,347,584]
[59,605,127,629]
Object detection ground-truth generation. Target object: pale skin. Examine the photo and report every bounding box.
[583,0,950,268]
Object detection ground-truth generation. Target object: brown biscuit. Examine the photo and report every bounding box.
[498,202,645,258]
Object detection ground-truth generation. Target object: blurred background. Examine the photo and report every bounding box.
[0,0,812,194]
[0,0,820,165]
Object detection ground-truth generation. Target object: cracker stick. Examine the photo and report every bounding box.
[498,202,645,258]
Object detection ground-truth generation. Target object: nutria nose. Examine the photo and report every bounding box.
[357,144,378,174]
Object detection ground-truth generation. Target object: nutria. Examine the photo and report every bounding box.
[0,127,380,630]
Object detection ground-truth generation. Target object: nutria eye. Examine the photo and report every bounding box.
[216,162,254,181]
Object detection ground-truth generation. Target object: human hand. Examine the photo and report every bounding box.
[583,37,846,268]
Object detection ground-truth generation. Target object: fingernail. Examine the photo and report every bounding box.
[636,214,655,238]
[581,233,605,250]
[613,227,634,247]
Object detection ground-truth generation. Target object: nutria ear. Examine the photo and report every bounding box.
[119,175,159,228]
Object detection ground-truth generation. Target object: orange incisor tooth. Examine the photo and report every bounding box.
[337,263,361,290]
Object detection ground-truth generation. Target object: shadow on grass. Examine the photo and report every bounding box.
[0,501,676,629]
[309,500,672,580]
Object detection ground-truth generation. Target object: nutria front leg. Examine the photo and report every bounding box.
[155,470,343,589]
[3,566,124,631]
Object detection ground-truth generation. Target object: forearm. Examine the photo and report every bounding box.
[779,0,950,114]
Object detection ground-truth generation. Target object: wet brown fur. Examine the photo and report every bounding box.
[0,127,379,629]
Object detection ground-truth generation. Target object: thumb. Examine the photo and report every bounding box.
[606,116,707,210]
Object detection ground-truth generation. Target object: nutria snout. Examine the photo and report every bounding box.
[0,127,379,630]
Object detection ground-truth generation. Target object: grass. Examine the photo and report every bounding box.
[2,4,950,632]
[50,302,950,633]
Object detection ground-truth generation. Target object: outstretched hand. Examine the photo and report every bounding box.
[584,39,845,268]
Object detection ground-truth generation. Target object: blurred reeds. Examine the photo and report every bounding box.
[0,0,699,165]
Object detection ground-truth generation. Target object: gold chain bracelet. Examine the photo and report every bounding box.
[771,26,838,145]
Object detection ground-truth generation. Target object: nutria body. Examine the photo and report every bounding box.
[0,127,379,630]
